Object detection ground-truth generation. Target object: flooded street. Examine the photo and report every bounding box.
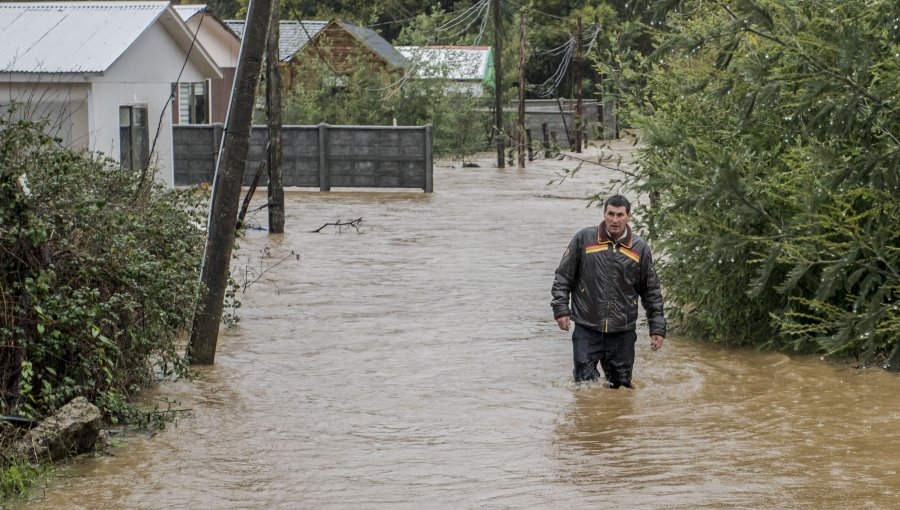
[23,143,900,509]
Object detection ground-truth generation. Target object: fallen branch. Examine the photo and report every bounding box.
[237,162,265,229]
[311,217,363,233]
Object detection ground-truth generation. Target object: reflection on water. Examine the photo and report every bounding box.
[18,145,900,509]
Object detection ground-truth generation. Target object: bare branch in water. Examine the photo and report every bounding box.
[311,218,363,233]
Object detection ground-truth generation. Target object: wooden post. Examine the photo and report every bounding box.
[516,9,526,168]
[555,96,572,149]
[526,128,534,161]
[506,124,515,166]
[492,0,504,168]
[424,124,433,193]
[188,0,274,365]
[266,0,285,233]
[541,122,549,156]
[574,17,583,154]
[238,162,264,228]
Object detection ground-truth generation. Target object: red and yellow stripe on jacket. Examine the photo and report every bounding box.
[585,242,610,254]
[587,224,641,263]
[618,245,640,263]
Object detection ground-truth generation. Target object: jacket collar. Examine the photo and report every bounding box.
[598,222,633,247]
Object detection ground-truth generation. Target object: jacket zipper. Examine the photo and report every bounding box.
[604,244,615,332]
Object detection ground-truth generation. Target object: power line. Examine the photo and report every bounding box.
[504,0,572,22]
[499,2,569,34]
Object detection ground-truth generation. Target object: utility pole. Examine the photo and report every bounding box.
[492,0,504,168]
[188,0,274,365]
[266,0,285,233]
[574,17,583,153]
[517,9,526,169]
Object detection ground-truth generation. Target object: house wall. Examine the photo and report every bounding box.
[209,67,235,123]
[93,22,214,186]
[87,81,174,182]
[0,81,91,149]
[183,16,239,123]
[184,18,240,68]
[102,23,209,84]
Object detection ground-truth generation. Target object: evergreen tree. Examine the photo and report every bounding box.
[609,0,899,367]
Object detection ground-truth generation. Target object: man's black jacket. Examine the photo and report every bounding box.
[551,222,666,337]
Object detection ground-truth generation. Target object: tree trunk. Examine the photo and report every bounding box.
[492,0,504,168]
[517,10,526,169]
[188,0,273,365]
[267,0,285,234]
[574,17,583,153]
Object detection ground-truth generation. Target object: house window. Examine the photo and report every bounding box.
[178,82,209,124]
[119,105,149,171]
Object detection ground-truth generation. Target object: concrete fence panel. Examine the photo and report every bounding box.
[173,123,433,192]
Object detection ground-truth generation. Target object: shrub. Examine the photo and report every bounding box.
[0,116,207,421]
[607,0,899,366]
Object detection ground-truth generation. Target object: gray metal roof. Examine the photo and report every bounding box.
[397,46,491,81]
[338,21,408,69]
[224,19,325,61]
[0,1,171,74]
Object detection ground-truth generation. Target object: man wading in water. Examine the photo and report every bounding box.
[551,195,666,387]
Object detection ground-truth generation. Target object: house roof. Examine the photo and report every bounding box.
[335,21,408,69]
[173,4,205,21]
[0,1,219,76]
[396,46,492,81]
[224,19,326,62]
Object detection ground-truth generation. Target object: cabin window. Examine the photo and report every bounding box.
[178,82,209,124]
[119,105,149,172]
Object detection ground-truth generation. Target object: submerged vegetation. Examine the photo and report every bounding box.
[606,0,899,366]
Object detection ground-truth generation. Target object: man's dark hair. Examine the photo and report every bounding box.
[604,194,631,214]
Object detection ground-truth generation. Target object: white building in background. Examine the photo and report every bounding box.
[396,45,494,96]
[173,4,240,125]
[0,1,220,186]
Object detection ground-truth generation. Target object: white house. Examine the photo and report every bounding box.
[0,1,221,186]
[174,4,240,124]
[396,45,494,96]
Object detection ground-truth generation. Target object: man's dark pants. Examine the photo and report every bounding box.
[571,323,637,388]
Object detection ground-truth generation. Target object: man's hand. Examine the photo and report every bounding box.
[650,335,664,351]
[556,315,571,331]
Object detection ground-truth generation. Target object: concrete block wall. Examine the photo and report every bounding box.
[172,124,224,185]
[173,124,433,191]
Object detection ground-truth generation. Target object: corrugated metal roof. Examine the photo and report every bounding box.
[397,46,491,81]
[339,21,408,69]
[0,2,170,74]
[225,19,325,61]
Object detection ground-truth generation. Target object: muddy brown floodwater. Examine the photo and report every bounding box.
[20,142,900,509]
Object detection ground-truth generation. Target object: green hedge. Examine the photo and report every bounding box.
[608,0,899,366]
[1,117,207,421]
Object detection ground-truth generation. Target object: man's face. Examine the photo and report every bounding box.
[604,204,630,238]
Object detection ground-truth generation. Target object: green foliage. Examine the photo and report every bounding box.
[280,48,492,160]
[0,454,45,499]
[0,116,208,420]
[611,0,899,365]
